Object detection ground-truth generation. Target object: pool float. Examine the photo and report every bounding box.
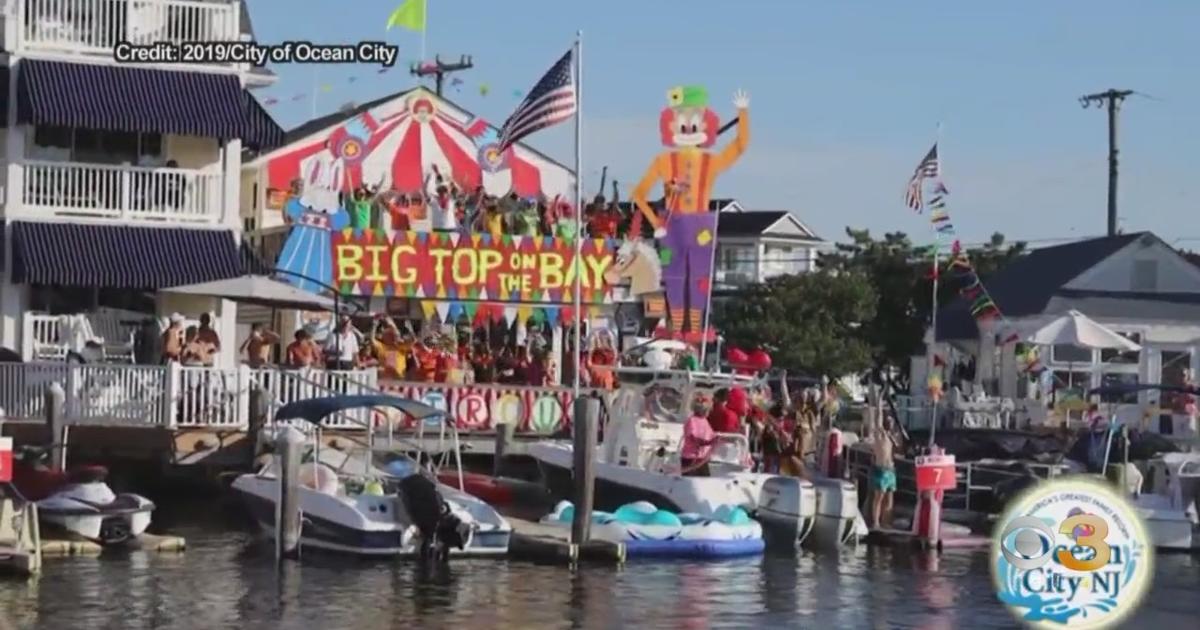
[540,500,765,558]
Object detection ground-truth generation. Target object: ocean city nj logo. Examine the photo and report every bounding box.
[992,477,1153,629]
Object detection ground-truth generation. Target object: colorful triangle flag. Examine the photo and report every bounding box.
[504,306,518,325]
[434,302,450,322]
[544,307,559,327]
[517,305,532,324]
[386,0,427,32]
[421,301,438,320]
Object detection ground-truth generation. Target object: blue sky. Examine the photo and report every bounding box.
[249,0,1199,248]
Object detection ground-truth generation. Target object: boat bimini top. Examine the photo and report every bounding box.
[274,394,445,428]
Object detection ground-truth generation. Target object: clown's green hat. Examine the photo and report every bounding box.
[667,85,708,109]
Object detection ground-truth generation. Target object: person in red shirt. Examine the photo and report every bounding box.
[412,336,439,383]
[708,389,742,434]
[586,332,618,389]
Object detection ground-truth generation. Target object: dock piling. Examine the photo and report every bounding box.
[43,383,66,471]
[571,397,599,545]
[275,426,305,563]
[493,421,516,478]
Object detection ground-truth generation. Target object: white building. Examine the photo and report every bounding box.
[711,201,834,290]
[0,0,283,368]
[923,231,1200,434]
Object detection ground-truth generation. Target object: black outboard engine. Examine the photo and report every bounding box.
[398,474,469,562]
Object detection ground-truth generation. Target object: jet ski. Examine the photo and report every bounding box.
[10,446,154,544]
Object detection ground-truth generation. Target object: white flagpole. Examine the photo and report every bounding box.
[572,31,583,396]
[698,206,721,368]
[928,124,943,447]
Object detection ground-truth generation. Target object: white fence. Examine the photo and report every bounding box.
[18,160,224,224]
[10,0,241,60]
[0,362,377,429]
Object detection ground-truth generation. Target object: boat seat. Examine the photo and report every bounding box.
[74,494,143,512]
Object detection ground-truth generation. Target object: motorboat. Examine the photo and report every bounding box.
[529,369,862,549]
[1134,453,1200,550]
[540,500,765,558]
[10,446,154,545]
[231,394,511,558]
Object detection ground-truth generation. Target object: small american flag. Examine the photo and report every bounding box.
[904,143,940,211]
[498,49,577,153]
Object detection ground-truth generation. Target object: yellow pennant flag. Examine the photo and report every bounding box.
[386,0,426,32]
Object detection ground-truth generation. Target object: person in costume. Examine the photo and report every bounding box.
[277,155,351,292]
[585,330,618,390]
[632,86,749,333]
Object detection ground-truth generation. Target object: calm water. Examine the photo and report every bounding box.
[2,502,1198,630]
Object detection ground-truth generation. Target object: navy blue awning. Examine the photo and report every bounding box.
[16,59,282,144]
[242,92,284,150]
[0,65,8,128]
[11,221,245,289]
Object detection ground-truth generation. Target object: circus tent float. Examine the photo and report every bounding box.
[249,87,575,208]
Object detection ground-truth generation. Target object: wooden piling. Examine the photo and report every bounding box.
[571,397,599,545]
[493,421,516,478]
[506,517,624,565]
[275,426,305,562]
[44,383,67,471]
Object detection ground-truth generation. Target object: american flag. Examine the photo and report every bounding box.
[904,143,940,211]
[498,49,577,153]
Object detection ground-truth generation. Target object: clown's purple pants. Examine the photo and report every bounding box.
[661,212,717,327]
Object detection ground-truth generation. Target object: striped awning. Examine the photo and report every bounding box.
[0,65,8,128]
[10,221,245,289]
[16,59,282,144]
[242,91,285,150]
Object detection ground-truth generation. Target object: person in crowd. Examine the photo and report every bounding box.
[325,316,361,370]
[589,180,624,238]
[495,346,518,384]
[681,396,716,477]
[708,388,742,434]
[869,413,900,530]
[472,343,496,383]
[412,334,440,383]
[511,196,541,237]
[438,337,462,384]
[427,167,458,232]
[478,197,505,238]
[526,350,549,387]
[350,185,373,230]
[285,329,320,368]
[240,323,280,367]
[678,346,700,371]
[181,326,207,366]
[781,393,818,479]
[194,312,221,367]
[585,331,618,390]
[386,193,412,232]
[161,313,186,363]
[756,403,788,474]
[370,316,411,381]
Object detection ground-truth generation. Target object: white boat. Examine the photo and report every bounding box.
[11,448,153,545]
[529,369,862,549]
[231,395,511,558]
[1134,453,1200,550]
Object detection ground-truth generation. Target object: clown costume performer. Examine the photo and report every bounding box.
[632,86,749,333]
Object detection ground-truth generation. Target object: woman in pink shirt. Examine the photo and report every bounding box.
[681,397,716,477]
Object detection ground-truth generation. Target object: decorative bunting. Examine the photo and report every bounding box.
[434,302,450,323]
[421,300,438,320]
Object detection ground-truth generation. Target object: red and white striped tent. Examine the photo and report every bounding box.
[252,87,575,202]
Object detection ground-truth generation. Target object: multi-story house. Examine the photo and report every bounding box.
[0,0,283,369]
[710,201,833,291]
[0,1,310,434]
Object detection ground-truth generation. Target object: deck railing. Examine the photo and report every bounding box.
[9,0,241,62]
[0,362,587,434]
[16,160,224,224]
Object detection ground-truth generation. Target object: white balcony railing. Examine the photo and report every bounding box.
[16,160,223,224]
[10,0,241,62]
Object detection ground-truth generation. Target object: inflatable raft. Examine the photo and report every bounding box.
[541,501,765,558]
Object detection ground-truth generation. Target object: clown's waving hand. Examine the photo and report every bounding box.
[631,87,750,334]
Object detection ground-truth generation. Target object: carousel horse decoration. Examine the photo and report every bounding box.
[632,85,750,333]
[605,239,665,317]
[277,154,350,293]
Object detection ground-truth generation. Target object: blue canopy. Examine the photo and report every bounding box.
[274,395,444,426]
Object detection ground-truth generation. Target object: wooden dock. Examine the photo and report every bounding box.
[39,533,187,557]
[507,517,625,565]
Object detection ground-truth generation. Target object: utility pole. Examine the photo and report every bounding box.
[411,55,474,96]
[1079,89,1133,236]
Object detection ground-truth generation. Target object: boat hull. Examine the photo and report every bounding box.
[35,483,155,544]
[232,476,510,557]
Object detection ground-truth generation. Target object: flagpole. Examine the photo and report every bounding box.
[928,124,943,448]
[698,206,721,368]
[572,30,583,396]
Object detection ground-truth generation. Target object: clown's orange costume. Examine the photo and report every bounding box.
[632,86,749,332]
